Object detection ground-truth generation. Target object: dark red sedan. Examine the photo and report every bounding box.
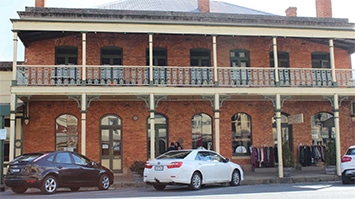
[5,151,114,194]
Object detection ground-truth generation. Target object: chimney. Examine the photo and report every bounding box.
[35,0,45,7]
[316,0,332,18]
[198,0,210,13]
[285,7,297,17]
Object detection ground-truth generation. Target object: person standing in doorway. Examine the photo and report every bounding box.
[168,142,177,151]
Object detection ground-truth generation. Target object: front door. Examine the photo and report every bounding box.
[147,124,168,158]
[147,114,168,158]
[100,115,122,173]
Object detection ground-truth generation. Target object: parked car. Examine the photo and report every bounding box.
[5,151,114,194]
[341,145,355,184]
[143,148,244,190]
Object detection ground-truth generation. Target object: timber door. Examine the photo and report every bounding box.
[100,115,122,173]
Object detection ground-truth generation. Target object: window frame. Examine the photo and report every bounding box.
[232,112,252,156]
[230,49,250,67]
[269,51,290,68]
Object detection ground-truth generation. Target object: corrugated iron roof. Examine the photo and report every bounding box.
[97,0,274,15]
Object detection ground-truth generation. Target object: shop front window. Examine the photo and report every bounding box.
[55,114,78,152]
[192,113,212,150]
[311,112,334,145]
[232,113,252,156]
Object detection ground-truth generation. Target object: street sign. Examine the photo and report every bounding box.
[0,129,6,140]
[288,114,304,124]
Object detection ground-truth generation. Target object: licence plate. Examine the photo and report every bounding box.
[154,165,164,171]
[11,169,20,173]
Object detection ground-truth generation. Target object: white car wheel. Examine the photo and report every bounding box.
[189,172,202,190]
[230,170,241,186]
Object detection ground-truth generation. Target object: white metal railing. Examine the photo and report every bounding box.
[15,65,355,88]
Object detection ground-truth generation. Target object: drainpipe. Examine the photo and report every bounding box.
[273,37,279,86]
[149,93,155,159]
[276,94,284,178]
[82,32,87,85]
[81,93,87,155]
[214,93,220,153]
[333,94,341,176]
[329,39,336,86]
[12,32,18,86]
[213,35,218,86]
[149,34,153,85]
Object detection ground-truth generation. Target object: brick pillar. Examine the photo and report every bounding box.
[198,0,210,13]
[35,0,45,7]
[316,0,332,18]
[285,7,297,17]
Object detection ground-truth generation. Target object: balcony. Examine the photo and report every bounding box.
[15,65,355,88]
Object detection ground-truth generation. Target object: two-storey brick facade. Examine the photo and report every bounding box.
[8,0,355,177]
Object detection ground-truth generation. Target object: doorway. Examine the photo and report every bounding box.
[100,115,122,173]
[147,114,168,158]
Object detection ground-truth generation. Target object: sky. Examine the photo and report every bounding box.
[1,0,355,61]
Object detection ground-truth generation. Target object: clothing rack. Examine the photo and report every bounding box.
[298,145,325,166]
[250,146,275,168]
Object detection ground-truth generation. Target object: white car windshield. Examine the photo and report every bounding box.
[157,151,191,159]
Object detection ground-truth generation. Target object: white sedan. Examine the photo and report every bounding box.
[143,149,244,190]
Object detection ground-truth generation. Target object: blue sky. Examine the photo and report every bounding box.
[1,0,354,61]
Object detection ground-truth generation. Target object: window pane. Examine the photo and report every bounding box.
[230,49,250,68]
[192,113,212,150]
[232,113,251,156]
[56,114,78,152]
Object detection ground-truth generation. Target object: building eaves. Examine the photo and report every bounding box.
[17,7,354,30]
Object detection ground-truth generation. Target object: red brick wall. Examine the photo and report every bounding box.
[23,99,355,171]
[316,0,332,18]
[198,0,210,13]
[22,33,354,171]
[25,33,351,69]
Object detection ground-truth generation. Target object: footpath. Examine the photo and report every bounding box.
[111,168,341,189]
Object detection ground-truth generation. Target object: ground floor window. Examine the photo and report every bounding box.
[192,113,212,150]
[55,114,78,151]
[311,112,334,145]
[232,113,252,156]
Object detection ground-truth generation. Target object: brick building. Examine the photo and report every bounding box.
[7,0,355,177]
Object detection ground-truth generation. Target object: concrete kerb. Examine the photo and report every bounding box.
[112,172,342,189]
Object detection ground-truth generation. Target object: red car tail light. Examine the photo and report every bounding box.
[342,156,352,163]
[145,162,153,169]
[167,162,183,169]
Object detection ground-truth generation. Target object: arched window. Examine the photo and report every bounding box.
[232,113,252,155]
[192,113,212,150]
[55,114,78,151]
[311,112,334,145]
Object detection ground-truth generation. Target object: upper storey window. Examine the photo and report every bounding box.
[312,52,330,68]
[270,51,289,68]
[190,48,211,66]
[146,48,167,66]
[55,46,78,65]
[230,49,250,67]
[101,47,122,65]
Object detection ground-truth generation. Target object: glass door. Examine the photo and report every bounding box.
[100,115,122,173]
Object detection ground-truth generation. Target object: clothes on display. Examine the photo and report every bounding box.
[250,147,275,168]
[298,145,324,166]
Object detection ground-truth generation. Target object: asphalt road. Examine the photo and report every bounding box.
[1,182,354,199]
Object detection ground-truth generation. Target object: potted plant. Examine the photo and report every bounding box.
[129,160,146,179]
[282,141,294,177]
[324,140,336,175]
